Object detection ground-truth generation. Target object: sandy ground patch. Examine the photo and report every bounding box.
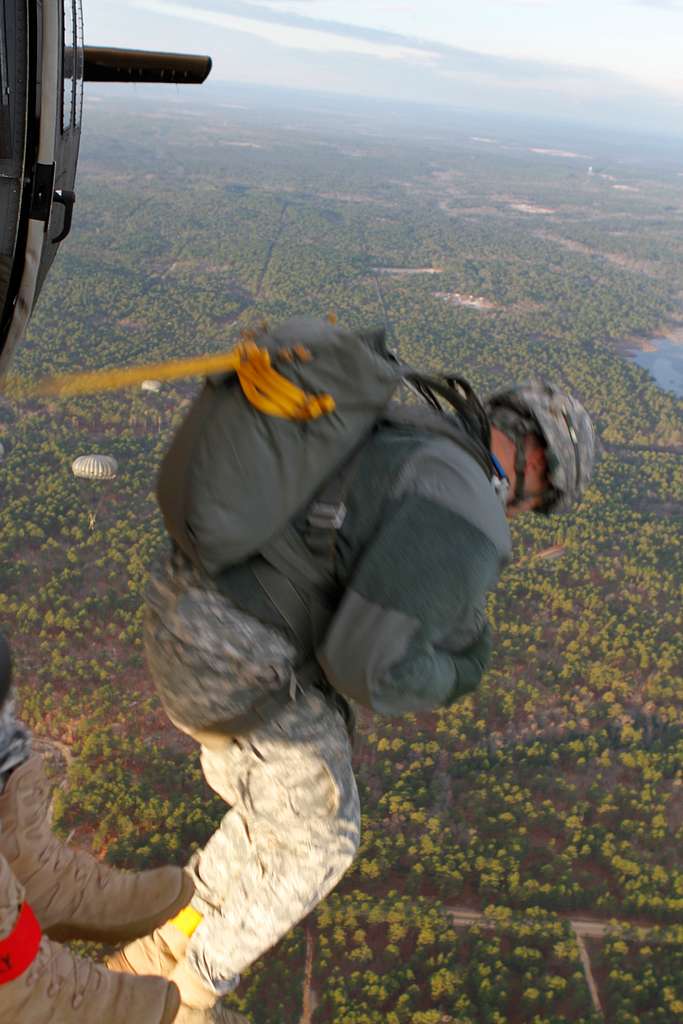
[509,203,556,215]
[537,232,660,278]
[434,291,495,310]
[530,147,587,159]
[617,320,683,353]
[374,267,443,276]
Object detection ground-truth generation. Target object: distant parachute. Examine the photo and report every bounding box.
[72,454,118,480]
[141,379,162,394]
[72,455,118,528]
[533,544,566,562]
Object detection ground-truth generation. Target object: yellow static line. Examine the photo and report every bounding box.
[32,348,251,398]
[29,341,336,421]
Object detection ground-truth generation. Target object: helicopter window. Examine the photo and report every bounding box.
[62,1,75,131]
[0,11,10,158]
[74,0,84,128]
[62,1,84,132]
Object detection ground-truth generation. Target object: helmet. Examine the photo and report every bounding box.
[486,381,596,514]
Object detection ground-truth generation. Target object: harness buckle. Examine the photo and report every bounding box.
[307,501,347,531]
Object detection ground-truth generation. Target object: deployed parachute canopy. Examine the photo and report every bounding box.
[71,453,118,528]
[71,453,118,480]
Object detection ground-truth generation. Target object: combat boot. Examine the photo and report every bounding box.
[109,921,249,1023]
[0,848,180,1023]
[107,915,191,977]
[2,931,181,1023]
[173,1004,249,1023]
[0,754,194,942]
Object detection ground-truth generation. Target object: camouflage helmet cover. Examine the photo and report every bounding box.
[486,380,596,514]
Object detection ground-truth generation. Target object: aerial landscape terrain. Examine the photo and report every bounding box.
[1,87,682,1022]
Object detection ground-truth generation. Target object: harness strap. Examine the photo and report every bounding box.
[514,437,527,503]
[188,663,354,746]
[303,439,367,565]
[260,528,331,591]
[187,684,294,747]
[0,902,42,985]
[253,562,317,648]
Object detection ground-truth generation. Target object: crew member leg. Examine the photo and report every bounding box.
[0,683,193,943]
[0,849,182,1023]
[186,684,360,993]
[0,693,31,792]
[116,555,360,1008]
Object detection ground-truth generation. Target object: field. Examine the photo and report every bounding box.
[1,89,682,1022]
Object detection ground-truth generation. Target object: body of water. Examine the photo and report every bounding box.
[629,338,683,398]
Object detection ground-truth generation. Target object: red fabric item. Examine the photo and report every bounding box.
[0,902,42,984]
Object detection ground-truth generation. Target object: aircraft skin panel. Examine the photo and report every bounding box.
[2,217,41,374]
[1,0,55,376]
[0,0,211,375]
[36,0,81,299]
[0,0,34,374]
[0,1,14,160]
[0,0,83,377]
[0,0,23,305]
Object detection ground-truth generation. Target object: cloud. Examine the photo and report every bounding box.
[134,1,440,62]
[126,0,683,133]
[131,1,654,87]
[630,0,683,7]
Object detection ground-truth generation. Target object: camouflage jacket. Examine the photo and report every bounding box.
[215,421,512,715]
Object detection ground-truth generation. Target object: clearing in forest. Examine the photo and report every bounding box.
[509,202,556,215]
[434,291,495,310]
[373,267,443,276]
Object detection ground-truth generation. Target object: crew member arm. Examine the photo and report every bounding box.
[318,492,502,715]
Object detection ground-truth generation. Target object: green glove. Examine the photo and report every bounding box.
[448,622,493,698]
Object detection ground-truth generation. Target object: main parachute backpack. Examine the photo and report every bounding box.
[156,317,494,581]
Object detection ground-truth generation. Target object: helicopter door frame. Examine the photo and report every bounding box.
[3,0,59,369]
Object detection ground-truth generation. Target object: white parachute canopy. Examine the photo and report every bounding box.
[71,454,118,481]
[141,379,162,393]
[71,455,118,529]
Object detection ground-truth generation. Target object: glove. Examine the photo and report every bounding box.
[447,622,493,699]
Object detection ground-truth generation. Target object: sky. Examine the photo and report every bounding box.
[82,1,683,134]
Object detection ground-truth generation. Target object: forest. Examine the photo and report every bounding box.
[0,92,681,1022]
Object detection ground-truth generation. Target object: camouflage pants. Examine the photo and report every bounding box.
[144,552,361,995]
[0,695,31,793]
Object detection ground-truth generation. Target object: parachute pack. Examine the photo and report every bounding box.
[156,317,495,590]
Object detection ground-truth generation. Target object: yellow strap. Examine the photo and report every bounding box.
[169,905,204,938]
[236,355,335,420]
